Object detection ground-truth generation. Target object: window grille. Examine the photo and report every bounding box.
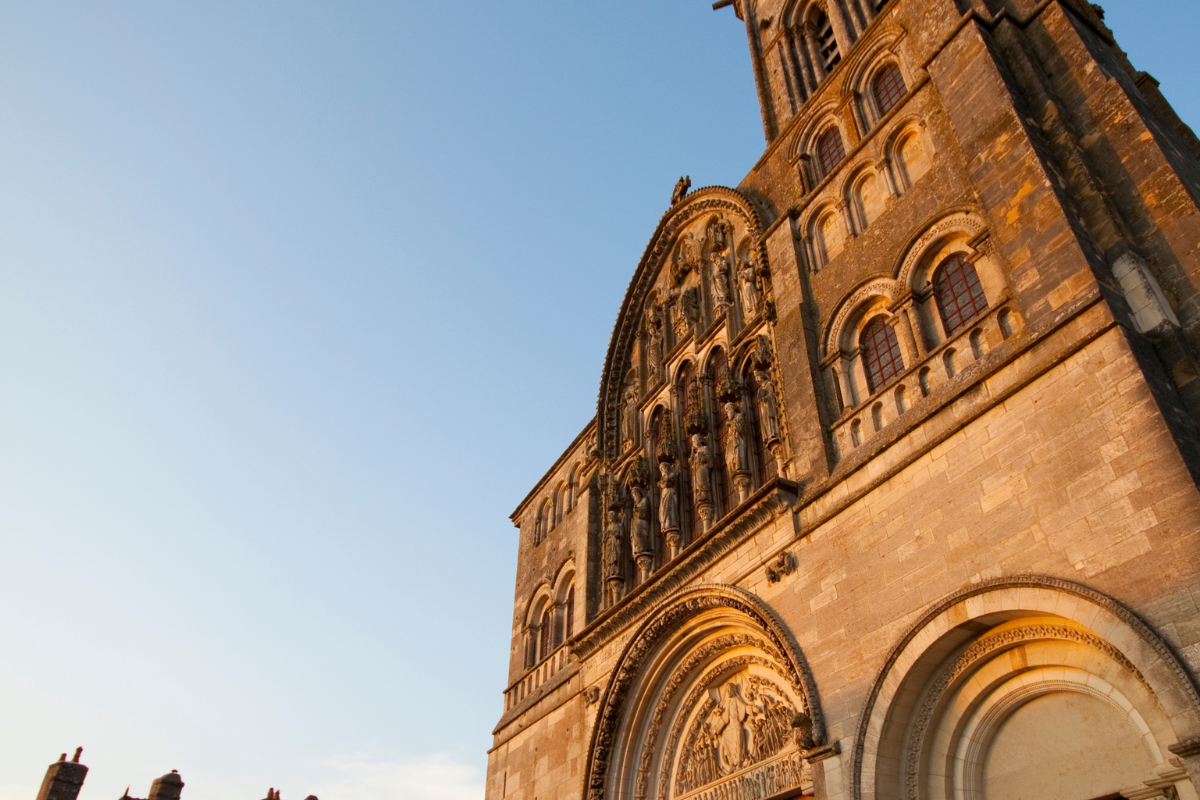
[816,12,840,71]
[815,128,846,178]
[933,253,989,336]
[860,317,905,393]
[872,63,907,117]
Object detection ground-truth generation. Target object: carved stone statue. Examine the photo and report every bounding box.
[792,711,818,751]
[658,460,681,535]
[674,234,701,284]
[739,258,761,316]
[690,433,714,530]
[622,385,640,448]
[630,484,654,581]
[710,252,732,315]
[723,400,752,502]
[681,285,702,338]
[755,369,782,444]
[671,175,691,205]
[602,505,626,606]
[711,682,751,774]
[644,305,664,383]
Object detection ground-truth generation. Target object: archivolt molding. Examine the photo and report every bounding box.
[635,635,785,800]
[823,277,903,358]
[850,575,1200,800]
[582,583,826,800]
[786,98,845,165]
[894,209,989,290]
[841,26,907,99]
[598,187,769,463]
[900,624,1151,800]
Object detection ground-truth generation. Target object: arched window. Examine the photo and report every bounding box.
[538,607,552,661]
[565,586,575,640]
[860,316,905,393]
[815,10,841,72]
[933,253,989,336]
[534,506,546,545]
[815,127,846,179]
[872,63,907,117]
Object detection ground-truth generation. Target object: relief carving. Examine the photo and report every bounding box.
[677,676,799,795]
[629,459,655,581]
[689,433,715,534]
[674,234,702,285]
[623,385,642,450]
[657,431,683,560]
[739,258,761,318]
[645,303,665,384]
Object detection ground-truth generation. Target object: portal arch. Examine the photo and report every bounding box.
[584,584,828,800]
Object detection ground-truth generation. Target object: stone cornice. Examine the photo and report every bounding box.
[573,478,800,661]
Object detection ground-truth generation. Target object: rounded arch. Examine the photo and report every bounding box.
[894,209,990,290]
[598,187,768,464]
[584,584,828,800]
[788,100,843,164]
[845,162,887,234]
[522,579,555,629]
[883,117,932,191]
[841,26,907,104]
[852,575,1200,800]
[823,276,902,358]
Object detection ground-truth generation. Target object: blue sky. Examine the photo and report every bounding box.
[0,2,1196,798]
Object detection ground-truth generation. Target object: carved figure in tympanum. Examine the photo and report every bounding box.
[677,676,799,796]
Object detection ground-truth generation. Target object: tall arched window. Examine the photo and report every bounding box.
[933,253,989,336]
[565,586,575,640]
[815,127,846,179]
[815,10,841,72]
[538,607,552,661]
[861,316,905,393]
[872,63,907,117]
[534,506,546,545]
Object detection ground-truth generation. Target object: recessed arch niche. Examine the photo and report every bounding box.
[853,576,1200,800]
[585,585,827,800]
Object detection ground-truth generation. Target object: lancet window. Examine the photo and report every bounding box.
[565,586,575,640]
[538,607,552,661]
[860,316,905,393]
[933,253,989,336]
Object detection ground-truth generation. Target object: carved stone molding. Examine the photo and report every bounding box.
[581,582,827,800]
[850,575,1200,800]
[893,209,988,290]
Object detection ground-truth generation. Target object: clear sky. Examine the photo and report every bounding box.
[0,2,1196,799]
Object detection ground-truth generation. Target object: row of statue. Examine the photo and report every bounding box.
[603,337,785,607]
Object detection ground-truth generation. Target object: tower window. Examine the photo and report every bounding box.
[565,586,575,640]
[815,128,846,179]
[872,63,907,118]
[815,11,840,72]
[538,607,552,661]
[860,317,905,393]
[933,253,989,336]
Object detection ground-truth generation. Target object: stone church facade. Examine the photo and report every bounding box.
[487,1,1200,799]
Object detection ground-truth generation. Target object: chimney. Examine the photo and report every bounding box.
[34,750,88,800]
[147,771,184,800]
